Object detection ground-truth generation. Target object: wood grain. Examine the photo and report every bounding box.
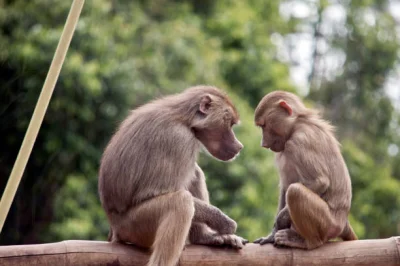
[0,237,399,265]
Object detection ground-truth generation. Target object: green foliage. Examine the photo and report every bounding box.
[206,1,297,107]
[0,0,399,245]
[46,175,108,241]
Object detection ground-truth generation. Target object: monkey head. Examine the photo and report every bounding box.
[254,91,305,152]
[191,93,243,161]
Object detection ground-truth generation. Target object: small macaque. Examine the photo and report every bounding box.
[98,86,247,266]
[253,91,357,249]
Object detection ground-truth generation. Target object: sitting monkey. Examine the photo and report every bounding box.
[254,91,357,249]
[99,85,247,266]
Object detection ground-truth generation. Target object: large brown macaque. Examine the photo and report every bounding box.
[98,86,247,266]
[253,91,357,250]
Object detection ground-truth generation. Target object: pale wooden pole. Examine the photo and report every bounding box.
[0,0,85,232]
[0,239,399,266]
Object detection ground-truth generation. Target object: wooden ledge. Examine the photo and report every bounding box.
[0,237,399,265]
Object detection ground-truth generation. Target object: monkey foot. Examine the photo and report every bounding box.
[206,234,248,249]
[209,216,237,235]
[219,234,248,249]
[192,233,248,249]
[274,229,307,249]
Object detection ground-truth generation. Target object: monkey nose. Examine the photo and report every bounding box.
[238,142,244,150]
[261,141,270,149]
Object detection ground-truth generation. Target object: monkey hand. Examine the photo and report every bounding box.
[253,232,275,245]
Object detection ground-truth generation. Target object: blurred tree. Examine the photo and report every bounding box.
[205,1,297,107]
[0,0,290,243]
[0,0,134,244]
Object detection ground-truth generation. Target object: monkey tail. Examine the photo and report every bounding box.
[341,222,358,241]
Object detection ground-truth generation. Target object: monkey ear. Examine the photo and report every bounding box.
[199,95,212,114]
[278,100,293,116]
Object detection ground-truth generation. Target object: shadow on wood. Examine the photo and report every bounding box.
[0,237,399,265]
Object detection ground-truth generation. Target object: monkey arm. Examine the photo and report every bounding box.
[188,164,234,234]
[273,188,289,231]
[188,165,247,248]
[254,207,291,245]
[286,136,331,196]
[276,206,291,229]
[276,187,291,229]
[254,190,291,245]
[189,179,247,248]
[277,187,286,211]
[187,163,210,203]
[302,175,330,196]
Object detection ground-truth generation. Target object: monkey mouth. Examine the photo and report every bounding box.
[217,149,240,161]
[269,141,284,152]
[201,145,239,162]
[226,151,240,162]
[270,145,284,152]
[263,140,278,151]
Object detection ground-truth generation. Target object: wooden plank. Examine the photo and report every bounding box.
[0,237,399,266]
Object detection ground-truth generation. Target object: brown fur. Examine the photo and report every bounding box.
[253,91,357,249]
[98,85,247,266]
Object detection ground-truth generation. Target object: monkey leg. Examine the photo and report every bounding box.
[110,190,195,266]
[283,183,344,250]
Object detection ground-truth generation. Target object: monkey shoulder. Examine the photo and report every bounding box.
[286,124,338,155]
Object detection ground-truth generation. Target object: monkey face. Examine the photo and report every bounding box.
[255,92,299,153]
[195,127,243,161]
[191,93,243,161]
[256,109,292,153]
[260,125,286,152]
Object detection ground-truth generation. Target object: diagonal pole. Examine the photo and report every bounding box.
[0,0,85,233]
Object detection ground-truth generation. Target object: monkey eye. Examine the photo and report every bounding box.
[269,128,281,137]
[231,117,241,127]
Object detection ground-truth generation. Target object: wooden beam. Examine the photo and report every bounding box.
[0,237,399,266]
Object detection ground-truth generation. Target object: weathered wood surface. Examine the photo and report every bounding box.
[0,237,399,266]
